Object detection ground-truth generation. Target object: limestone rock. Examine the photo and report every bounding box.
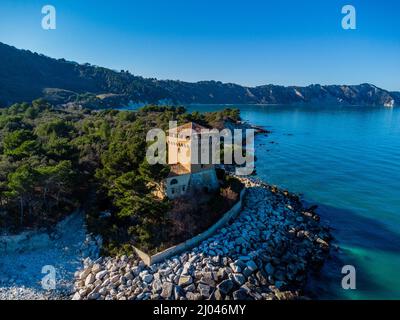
[70,177,331,302]
[178,275,193,287]
[198,283,211,298]
[217,279,234,295]
[161,282,174,299]
[95,270,108,281]
[84,273,95,286]
[232,273,246,286]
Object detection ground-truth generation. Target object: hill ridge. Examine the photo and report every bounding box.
[0,42,398,108]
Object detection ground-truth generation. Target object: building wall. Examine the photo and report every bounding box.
[165,174,191,199]
[167,134,192,172]
[166,124,220,199]
[189,168,219,193]
[167,132,219,174]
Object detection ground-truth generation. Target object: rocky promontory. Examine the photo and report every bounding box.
[72,178,332,300]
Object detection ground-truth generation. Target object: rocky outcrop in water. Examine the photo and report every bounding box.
[72,179,332,300]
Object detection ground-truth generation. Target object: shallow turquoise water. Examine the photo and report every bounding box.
[186,104,400,300]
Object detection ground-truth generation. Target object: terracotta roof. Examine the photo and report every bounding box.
[167,122,209,134]
[168,163,190,177]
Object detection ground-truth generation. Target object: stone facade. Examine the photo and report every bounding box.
[164,122,220,199]
[165,168,219,199]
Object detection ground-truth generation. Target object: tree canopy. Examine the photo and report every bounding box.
[0,100,240,253]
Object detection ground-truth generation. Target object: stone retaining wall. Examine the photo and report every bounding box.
[72,181,332,300]
[134,188,246,265]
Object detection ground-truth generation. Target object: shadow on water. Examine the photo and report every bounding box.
[301,200,400,299]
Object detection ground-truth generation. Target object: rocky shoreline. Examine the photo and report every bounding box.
[71,178,332,300]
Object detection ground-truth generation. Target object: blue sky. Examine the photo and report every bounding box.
[0,0,399,91]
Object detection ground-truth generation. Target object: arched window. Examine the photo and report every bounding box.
[170,179,178,185]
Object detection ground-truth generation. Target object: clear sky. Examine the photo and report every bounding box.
[0,0,399,91]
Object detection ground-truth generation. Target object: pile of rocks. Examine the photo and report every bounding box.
[72,180,332,300]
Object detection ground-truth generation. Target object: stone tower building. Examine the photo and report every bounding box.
[164,122,219,199]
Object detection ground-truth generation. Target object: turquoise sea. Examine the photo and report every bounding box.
[121,103,400,299]
[185,104,400,300]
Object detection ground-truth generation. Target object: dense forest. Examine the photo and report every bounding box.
[0,100,241,253]
[1,42,399,108]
